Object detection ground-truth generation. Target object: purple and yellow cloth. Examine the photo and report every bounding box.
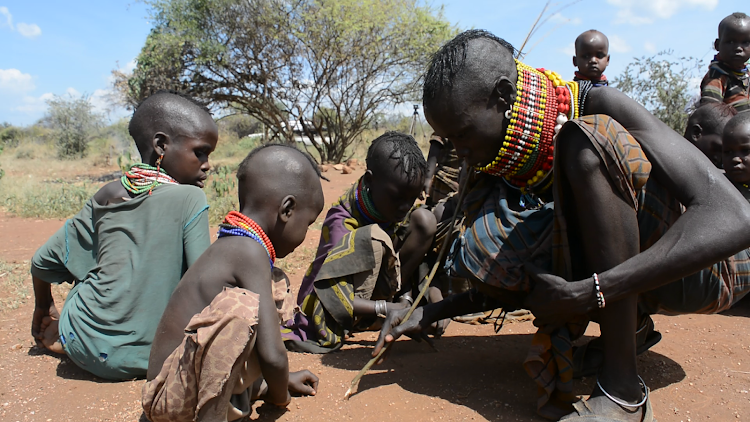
[282,178,404,353]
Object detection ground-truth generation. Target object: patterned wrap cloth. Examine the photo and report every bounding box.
[700,58,750,112]
[281,178,406,353]
[142,270,296,422]
[448,114,750,418]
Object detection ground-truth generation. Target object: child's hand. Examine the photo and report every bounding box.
[288,370,318,396]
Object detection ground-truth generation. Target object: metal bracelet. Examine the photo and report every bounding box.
[400,293,414,305]
[375,300,388,318]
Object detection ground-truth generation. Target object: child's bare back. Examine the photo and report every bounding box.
[143,144,325,422]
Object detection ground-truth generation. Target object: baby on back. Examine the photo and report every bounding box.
[143,144,325,422]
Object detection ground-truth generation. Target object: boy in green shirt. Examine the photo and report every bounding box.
[31,90,217,380]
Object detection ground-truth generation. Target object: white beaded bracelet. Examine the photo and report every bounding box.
[592,273,606,309]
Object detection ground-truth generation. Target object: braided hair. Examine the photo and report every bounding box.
[423,29,516,102]
[366,131,427,183]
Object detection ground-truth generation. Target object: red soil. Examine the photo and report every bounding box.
[0,168,748,421]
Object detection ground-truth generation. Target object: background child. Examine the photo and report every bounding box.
[143,144,323,422]
[423,133,461,207]
[572,29,610,86]
[684,102,737,168]
[31,90,217,380]
[282,131,438,353]
[722,112,750,200]
[700,12,750,111]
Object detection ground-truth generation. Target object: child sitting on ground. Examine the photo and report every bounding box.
[722,113,750,200]
[282,131,439,353]
[143,144,323,422]
[700,12,750,112]
[684,102,737,168]
[572,29,610,87]
[31,90,217,380]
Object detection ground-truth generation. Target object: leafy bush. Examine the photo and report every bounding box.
[44,95,105,159]
[206,164,238,224]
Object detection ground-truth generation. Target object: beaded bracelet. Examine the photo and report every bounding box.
[592,273,606,309]
[375,300,388,318]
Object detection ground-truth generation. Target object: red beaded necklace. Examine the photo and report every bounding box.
[477,60,580,194]
[221,211,276,264]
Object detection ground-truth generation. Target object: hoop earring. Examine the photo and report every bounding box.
[504,107,513,120]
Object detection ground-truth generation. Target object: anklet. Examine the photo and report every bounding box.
[592,273,606,309]
[596,375,648,408]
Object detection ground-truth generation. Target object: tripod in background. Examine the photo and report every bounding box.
[408,104,428,142]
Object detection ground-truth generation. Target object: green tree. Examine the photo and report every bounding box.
[613,51,704,134]
[115,0,455,163]
[44,95,104,159]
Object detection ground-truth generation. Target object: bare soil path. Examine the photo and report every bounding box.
[0,169,748,422]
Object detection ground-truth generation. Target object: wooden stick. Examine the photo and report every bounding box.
[344,164,470,400]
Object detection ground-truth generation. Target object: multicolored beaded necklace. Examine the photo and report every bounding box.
[218,211,276,269]
[353,178,388,224]
[476,59,591,202]
[121,163,178,195]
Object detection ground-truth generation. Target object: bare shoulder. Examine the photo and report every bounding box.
[92,180,129,206]
[210,236,273,291]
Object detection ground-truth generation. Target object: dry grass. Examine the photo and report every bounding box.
[0,260,30,312]
[276,244,317,276]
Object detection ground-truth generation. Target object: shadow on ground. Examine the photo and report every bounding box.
[320,333,686,422]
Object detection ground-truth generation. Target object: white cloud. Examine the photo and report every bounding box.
[0,6,13,29]
[16,22,41,39]
[549,13,582,26]
[0,7,41,39]
[561,42,575,57]
[644,41,657,54]
[14,92,54,113]
[0,68,35,93]
[608,35,631,53]
[608,0,718,25]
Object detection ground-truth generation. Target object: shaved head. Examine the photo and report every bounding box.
[128,90,213,160]
[237,144,323,210]
[575,30,609,52]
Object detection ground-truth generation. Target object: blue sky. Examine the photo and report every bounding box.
[0,0,746,126]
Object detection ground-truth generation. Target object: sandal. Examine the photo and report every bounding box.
[573,315,662,378]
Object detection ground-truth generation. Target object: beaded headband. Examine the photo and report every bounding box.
[476,59,586,193]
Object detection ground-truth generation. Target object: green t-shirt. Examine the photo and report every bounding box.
[31,184,210,380]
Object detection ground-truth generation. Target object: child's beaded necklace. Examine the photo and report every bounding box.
[476,59,592,205]
[218,211,276,269]
[121,163,178,195]
[353,178,388,224]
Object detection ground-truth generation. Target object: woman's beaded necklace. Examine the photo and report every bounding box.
[476,59,585,197]
[121,163,178,195]
[354,178,388,224]
[218,211,276,269]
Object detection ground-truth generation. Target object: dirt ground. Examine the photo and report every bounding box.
[0,168,749,422]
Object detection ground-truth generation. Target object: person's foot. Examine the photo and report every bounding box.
[562,379,651,422]
[40,317,65,355]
